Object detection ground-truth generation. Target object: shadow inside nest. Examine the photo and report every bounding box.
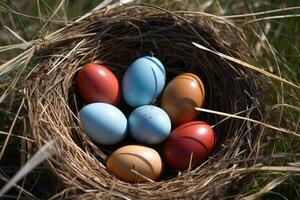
[67,12,263,178]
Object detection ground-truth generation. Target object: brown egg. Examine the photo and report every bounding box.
[106,145,163,183]
[161,73,205,125]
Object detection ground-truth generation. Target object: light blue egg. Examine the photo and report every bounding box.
[79,103,127,145]
[122,56,166,107]
[129,105,171,145]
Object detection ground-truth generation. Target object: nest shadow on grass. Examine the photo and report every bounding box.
[25,4,263,199]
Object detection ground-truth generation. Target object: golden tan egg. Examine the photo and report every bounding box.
[161,73,205,125]
[106,145,163,183]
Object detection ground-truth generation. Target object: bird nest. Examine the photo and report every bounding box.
[25,4,263,199]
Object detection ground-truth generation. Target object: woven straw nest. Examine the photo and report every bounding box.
[24,4,264,199]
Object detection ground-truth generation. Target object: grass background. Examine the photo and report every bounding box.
[0,0,299,199]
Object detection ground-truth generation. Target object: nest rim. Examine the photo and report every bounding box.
[25,4,264,199]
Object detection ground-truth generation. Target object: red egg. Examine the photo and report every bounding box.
[77,63,120,105]
[164,121,216,170]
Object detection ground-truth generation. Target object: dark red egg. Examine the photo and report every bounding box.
[164,121,216,170]
[77,63,120,105]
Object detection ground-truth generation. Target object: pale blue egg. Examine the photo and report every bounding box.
[122,56,166,107]
[79,103,127,145]
[129,105,171,145]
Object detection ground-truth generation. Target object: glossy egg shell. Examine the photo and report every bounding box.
[122,56,166,107]
[107,145,163,183]
[161,73,205,125]
[164,121,216,170]
[77,63,120,105]
[79,103,127,145]
[129,105,171,145]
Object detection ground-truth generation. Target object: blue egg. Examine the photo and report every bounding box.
[129,105,171,145]
[122,56,166,107]
[79,103,127,145]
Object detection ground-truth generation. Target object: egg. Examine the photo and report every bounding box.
[161,73,205,125]
[164,121,216,170]
[77,63,120,105]
[107,145,163,183]
[122,56,166,107]
[79,103,127,145]
[128,105,171,145]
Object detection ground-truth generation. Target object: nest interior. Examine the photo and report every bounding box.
[25,5,263,199]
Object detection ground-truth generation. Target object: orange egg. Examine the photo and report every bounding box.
[107,145,163,183]
[161,73,205,125]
